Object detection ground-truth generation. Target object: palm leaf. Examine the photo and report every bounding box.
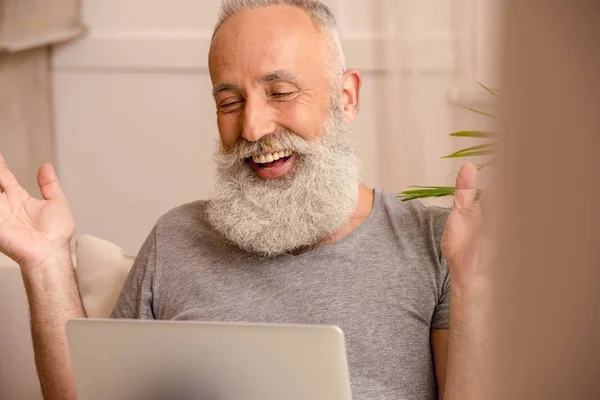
[477,81,501,99]
[401,185,456,193]
[442,143,500,159]
[398,186,485,202]
[398,186,456,202]
[443,149,498,158]
[444,159,498,177]
[477,159,498,170]
[462,106,498,120]
[450,130,499,139]
[398,81,500,202]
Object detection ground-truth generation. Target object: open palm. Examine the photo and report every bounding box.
[0,153,74,268]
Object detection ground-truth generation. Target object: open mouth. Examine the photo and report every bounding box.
[246,149,296,179]
[250,149,293,170]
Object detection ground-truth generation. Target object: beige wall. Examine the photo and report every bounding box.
[51,0,499,253]
[0,48,54,198]
[0,0,84,197]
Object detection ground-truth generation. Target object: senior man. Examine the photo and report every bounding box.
[0,1,490,399]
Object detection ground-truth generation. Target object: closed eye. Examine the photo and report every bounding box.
[220,100,244,111]
[271,92,294,98]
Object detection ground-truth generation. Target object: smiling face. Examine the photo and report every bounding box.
[206,4,362,257]
[209,4,337,179]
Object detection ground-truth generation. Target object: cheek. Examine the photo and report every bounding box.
[216,114,240,148]
[278,103,327,141]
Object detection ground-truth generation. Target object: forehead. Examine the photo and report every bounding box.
[208,5,329,83]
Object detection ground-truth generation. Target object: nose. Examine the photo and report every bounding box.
[241,96,276,142]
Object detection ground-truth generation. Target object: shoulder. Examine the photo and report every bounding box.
[156,200,210,229]
[152,200,224,247]
[377,190,450,252]
[376,191,451,302]
[379,190,450,233]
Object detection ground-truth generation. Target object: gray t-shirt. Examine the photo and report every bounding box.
[112,189,450,400]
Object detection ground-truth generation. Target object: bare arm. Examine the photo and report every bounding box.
[0,153,82,400]
[440,164,494,400]
[431,329,449,400]
[443,282,491,400]
[22,253,84,400]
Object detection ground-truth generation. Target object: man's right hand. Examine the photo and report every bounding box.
[0,152,75,272]
[0,152,83,400]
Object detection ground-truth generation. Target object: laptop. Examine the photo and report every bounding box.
[66,319,353,400]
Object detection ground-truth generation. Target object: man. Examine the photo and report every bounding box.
[0,1,490,399]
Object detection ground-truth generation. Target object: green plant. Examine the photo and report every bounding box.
[398,82,499,202]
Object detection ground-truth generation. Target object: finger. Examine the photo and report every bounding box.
[453,163,478,210]
[0,153,19,190]
[37,164,67,202]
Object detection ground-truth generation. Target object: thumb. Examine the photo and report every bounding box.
[37,164,66,202]
[453,163,478,210]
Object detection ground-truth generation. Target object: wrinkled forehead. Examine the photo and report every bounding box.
[208,5,330,83]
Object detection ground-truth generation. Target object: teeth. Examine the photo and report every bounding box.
[252,149,293,164]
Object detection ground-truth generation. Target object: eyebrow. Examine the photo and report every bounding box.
[212,83,239,96]
[260,70,300,83]
[212,70,300,97]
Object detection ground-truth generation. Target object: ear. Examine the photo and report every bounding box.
[340,69,362,124]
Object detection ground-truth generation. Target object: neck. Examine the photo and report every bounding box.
[321,183,375,246]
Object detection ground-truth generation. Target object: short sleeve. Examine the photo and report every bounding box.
[431,258,450,329]
[110,227,157,319]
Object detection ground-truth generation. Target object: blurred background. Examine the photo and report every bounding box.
[1,0,501,253]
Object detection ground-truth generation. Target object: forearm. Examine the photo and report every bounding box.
[442,280,492,400]
[21,251,85,400]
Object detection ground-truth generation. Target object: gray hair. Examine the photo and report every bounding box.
[213,0,347,77]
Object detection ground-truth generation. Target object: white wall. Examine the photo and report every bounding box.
[51,0,498,253]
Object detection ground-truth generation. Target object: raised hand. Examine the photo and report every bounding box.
[0,153,75,270]
[441,163,495,283]
[441,163,496,400]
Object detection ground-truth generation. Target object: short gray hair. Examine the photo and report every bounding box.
[213,0,347,76]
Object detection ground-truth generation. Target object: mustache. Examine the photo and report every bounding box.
[223,130,316,160]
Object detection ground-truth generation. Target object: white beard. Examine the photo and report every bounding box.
[206,103,360,257]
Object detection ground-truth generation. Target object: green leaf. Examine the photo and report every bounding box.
[477,159,498,170]
[462,106,498,120]
[398,186,484,202]
[442,143,500,159]
[477,81,501,99]
[408,185,455,189]
[450,130,499,139]
[398,186,456,202]
[444,159,498,177]
[443,149,498,158]
[401,188,453,195]
[398,81,501,202]
[398,186,486,202]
